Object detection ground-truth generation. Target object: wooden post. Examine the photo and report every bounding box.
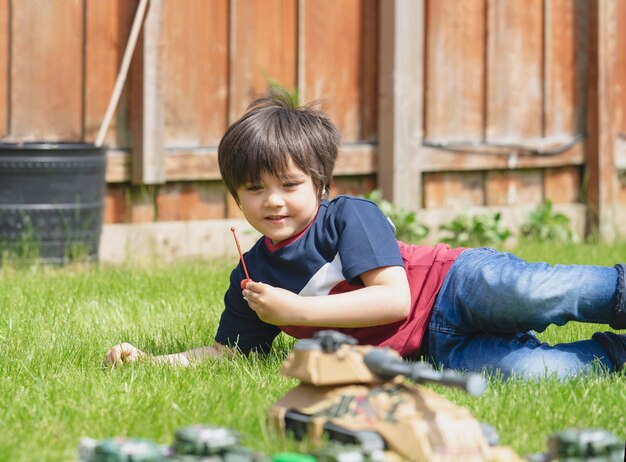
[586,0,618,240]
[129,0,165,185]
[378,0,424,210]
[0,0,7,137]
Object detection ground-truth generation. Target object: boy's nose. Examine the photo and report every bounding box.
[264,192,285,207]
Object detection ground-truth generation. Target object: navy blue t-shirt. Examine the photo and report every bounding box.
[214,195,403,353]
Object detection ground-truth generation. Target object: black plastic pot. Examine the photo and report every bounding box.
[0,142,106,264]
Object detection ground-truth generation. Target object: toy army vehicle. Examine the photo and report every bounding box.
[527,428,625,462]
[268,331,525,462]
[78,424,271,462]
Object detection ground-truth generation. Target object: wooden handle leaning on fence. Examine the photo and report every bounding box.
[95,0,151,147]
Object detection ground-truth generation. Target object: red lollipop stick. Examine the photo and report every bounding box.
[230,227,252,289]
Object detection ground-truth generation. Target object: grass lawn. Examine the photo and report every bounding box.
[0,241,624,461]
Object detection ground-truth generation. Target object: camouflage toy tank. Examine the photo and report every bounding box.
[78,425,271,462]
[528,428,625,462]
[267,331,525,462]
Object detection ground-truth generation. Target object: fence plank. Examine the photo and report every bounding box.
[156,183,226,221]
[486,0,543,142]
[11,0,83,140]
[160,0,228,146]
[544,0,577,138]
[0,0,7,137]
[128,185,156,223]
[330,175,377,198]
[617,0,626,244]
[128,0,165,184]
[586,0,618,239]
[425,0,485,142]
[106,143,377,182]
[616,0,626,136]
[359,0,379,141]
[106,143,585,183]
[104,184,128,224]
[163,144,377,181]
[417,143,583,171]
[485,170,543,206]
[84,0,136,147]
[229,0,297,122]
[302,0,376,142]
[544,166,581,204]
[379,0,424,210]
[423,172,484,208]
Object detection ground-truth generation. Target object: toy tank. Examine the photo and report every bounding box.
[78,425,271,462]
[527,428,625,462]
[267,331,525,462]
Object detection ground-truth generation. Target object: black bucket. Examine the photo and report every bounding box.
[0,142,106,264]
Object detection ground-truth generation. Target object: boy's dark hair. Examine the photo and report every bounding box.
[218,88,341,203]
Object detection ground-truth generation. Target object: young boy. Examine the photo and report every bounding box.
[105,90,626,379]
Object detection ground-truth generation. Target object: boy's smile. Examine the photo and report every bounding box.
[236,160,320,244]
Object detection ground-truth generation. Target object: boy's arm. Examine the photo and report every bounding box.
[103,341,232,369]
[243,265,411,327]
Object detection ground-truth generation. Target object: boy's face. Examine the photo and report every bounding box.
[236,159,320,244]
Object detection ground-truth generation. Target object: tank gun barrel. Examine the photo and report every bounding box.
[363,348,487,396]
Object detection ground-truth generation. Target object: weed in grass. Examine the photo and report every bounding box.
[0,214,42,269]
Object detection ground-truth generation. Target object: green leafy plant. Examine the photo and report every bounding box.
[363,190,429,243]
[266,77,300,107]
[0,213,42,268]
[520,200,577,243]
[439,211,512,248]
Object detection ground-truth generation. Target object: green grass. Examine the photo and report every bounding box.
[0,243,625,461]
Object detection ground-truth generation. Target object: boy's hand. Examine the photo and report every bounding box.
[103,342,146,369]
[242,281,302,325]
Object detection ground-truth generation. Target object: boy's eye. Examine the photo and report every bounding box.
[283,179,304,188]
[246,184,263,191]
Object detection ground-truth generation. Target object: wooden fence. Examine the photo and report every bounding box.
[1,0,625,249]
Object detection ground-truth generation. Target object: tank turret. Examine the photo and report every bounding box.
[281,330,486,393]
[363,347,487,396]
[268,330,525,462]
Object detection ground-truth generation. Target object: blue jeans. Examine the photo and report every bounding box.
[426,248,625,379]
